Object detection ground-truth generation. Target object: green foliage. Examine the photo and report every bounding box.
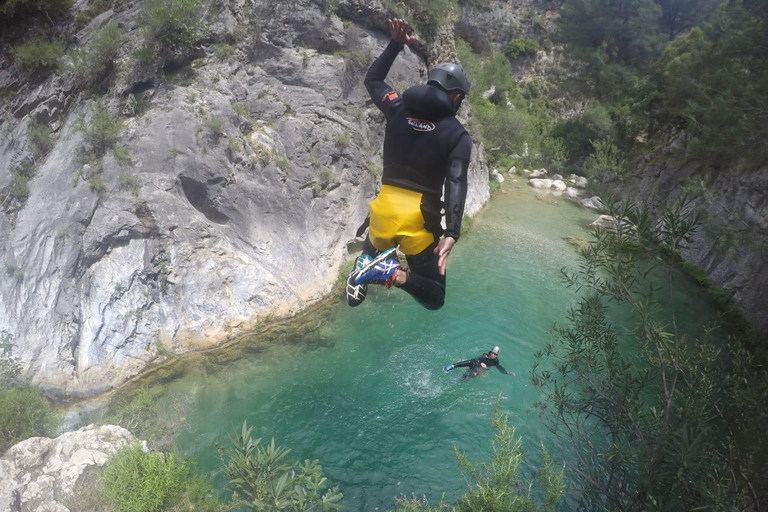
[113,147,132,166]
[0,386,60,452]
[0,0,70,23]
[73,0,112,28]
[11,36,65,74]
[203,115,224,138]
[71,24,122,90]
[582,138,624,179]
[101,444,221,512]
[381,0,456,41]
[214,44,236,61]
[452,396,565,512]
[457,40,545,159]
[78,101,124,157]
[505,38,540,60]
[549,103,614,162]
[0,333,60,453]
[8,160,36,202]
[533,199,768,511]
[218,420,343,511]
[398,396,565,512]
[656,1,768,162]
[557,0,665,66]
[28,121,52,159]
[141,0,206,56]
[232,102,248,117]
[539,136,568,173]
[332,132,350,149]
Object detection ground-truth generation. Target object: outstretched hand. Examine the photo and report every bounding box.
[389,18,417,46]
[434,236,456,276]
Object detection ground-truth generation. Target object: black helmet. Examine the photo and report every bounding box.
[428,63,471,96]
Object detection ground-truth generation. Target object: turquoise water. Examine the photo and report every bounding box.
[163,182,715,510]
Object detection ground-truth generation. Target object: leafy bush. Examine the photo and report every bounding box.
[0,332,59,453]
[0,0,70,22]
[78,101,124,157]
[218,421,343,511]
[394,396,565,512]
[141,0,206,56]
[28,121,52,159]
[582,139,624,179]
[505,38,540,60]
[101,444,219,512]
[11,36,65,74]
[72,24,122,90]
[8,160,36,202]
[549,102,614,162]
[534,199,768,511]
[539,136,568,173]
[0,386,60,452]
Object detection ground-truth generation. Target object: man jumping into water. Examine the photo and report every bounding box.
[443,346,515,379]
[345,18,472,311]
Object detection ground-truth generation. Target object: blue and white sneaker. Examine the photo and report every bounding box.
[346,253,372,307]
[353,247,400,288]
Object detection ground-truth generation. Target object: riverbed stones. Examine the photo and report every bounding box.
[529,178,554,189]
[0,425,135,512]
[580,196,607,211]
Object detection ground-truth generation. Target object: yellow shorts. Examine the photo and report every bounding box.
[368,185,436,256]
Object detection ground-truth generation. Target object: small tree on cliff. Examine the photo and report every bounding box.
[532,198,768,511]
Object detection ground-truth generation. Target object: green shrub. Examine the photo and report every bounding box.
[73,0,112,27]
[217,421,343,511]
[8,160,36,202]
[505,38,540,60]
[396,396,564,512]
[11,36,65,74]
[0,0,71,23]
[539,136,568,173]
[101,445,194,512]
[582,139,624,179]
[72,24,122,90]
[203,115,224,138]
[28,121,52,159]
[214,44,235,61]
[550,103,614,162]
[79,101,124,157]
[142,0,206,56]
[0,334,60,454]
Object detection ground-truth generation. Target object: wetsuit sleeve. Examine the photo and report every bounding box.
[444,132,472,241]
[364,40,405,119]
[451,359,473,369]
[495,363,511,374]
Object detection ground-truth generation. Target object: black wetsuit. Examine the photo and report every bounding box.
[452,352,511,379]
[362,40,473,310]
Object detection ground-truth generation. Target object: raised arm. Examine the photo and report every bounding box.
[364,19,416,118]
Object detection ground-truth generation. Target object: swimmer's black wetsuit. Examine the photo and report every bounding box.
[362,40,473,310]
[452,353,511,379]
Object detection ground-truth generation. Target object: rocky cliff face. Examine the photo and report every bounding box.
[627,137,768,335]
[0,0,490,399]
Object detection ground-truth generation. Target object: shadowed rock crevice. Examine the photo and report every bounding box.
[178,175,230,225]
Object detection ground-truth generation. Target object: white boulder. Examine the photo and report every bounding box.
[529,169,547,179]
[574,176,589,189]
[564,187,584,199]
[0,425,136,512]
[529,178,554,189]
[552,180,567,191]
[580,196,606,211]
[552,174,563,181]
[508,166,517,174]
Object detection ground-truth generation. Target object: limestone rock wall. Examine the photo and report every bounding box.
[0,0,490,399]
[627,144,768,335]
[0,424,135,512]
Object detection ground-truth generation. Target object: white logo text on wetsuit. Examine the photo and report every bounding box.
[406,118,436,132]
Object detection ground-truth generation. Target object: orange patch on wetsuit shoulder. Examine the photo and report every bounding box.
[382,91,399,102]
[368,185,435,256]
